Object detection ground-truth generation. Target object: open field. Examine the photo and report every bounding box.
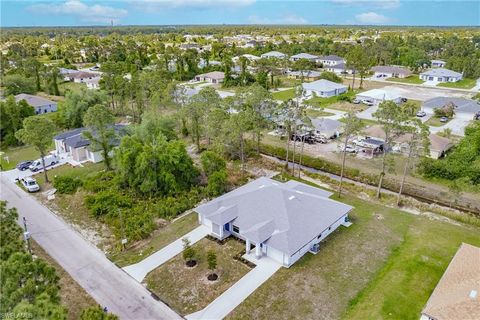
[437,78,476,89]
[306,108,335,118]
[386,76,424,84]
[304,91,356,109]
[227,178,480,320]
[59,81,86,95]
[146,237,250,316]
[110,213,199,267]
[272,88,295,101]
[31,241,96,320]
[35,162,104,186]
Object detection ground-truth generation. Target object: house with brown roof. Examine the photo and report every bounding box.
[421,243,480,320]
[194,71,225,84]
[371,65,412,79]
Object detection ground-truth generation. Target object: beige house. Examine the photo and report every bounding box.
[194,71,225,84]
[421,243,480,320]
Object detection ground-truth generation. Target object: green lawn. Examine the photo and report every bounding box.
[35,162,104,186]
[0,145,42,170]
[227,178,480,320]
[437,78,476,89]
[272,88,296,101]
[146,237,250,316]
[306,108,335,118]
[425,116,451,127]
[110,213,199,267]
[59,81,86,95]
[386,76,424,84]
[304,91,356,108]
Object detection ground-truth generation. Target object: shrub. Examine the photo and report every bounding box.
[206,170,228,196]
[182,238,196,263]
[53,176,82,194]
[155,188,204,219]
[84,190,132,217]
[207,250,217,271]
[82,171,117,192]
[201,151,226,176]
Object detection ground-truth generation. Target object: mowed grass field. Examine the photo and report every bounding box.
[226,186,480,320]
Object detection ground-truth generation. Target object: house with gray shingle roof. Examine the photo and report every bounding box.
[15,94,57,114]
[371,65,412,78]
[419,68,463,83]
[260,51,288,59]
[316,55,345,66]
[195,177,353,267]
[422,97,480,120]
[289,53,318,62]
[53,124,126,163]
[302,79,347,97]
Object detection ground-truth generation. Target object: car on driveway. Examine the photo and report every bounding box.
[20,177,40,192]
[352,98,361,104]
[416,111,427,117]
[440,116,449,123]
[16,160,33,171]
[362,99,374,106]
[339,145,356,153]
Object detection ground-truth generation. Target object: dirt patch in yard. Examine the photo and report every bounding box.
[145,237,250,316]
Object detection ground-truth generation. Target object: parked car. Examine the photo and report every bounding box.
[29,154,59,172]
[352,98,361,104]
[416,111,427,117]
[440,116,449,123]
[401,98,408,103]
[362,99,374,106]
[16,160,33,171]
[20,177,40,193]
[314,135,328,144]
[339,145,356,153]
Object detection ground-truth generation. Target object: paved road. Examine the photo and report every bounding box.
[123,225,209,282]
[186,253,281,320]
[0,175,181,320]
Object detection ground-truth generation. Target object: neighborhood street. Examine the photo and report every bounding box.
[0,175,181,320]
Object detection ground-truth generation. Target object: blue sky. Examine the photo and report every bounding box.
[1,1,479,27]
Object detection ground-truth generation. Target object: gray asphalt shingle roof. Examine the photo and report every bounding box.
[423,97,480,114]
[15,94,56,107]
[290,53,318,60]
[302,79,347,92]
[420,68,462,78]
[195,177,351,256]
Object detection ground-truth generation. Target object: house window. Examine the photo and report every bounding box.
[232,225,240,233]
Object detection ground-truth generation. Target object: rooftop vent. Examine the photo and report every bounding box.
[258,185,265,189]
[470,290,478,299]
[288,195,295,200]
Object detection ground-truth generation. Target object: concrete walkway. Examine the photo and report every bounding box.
[123,225,209,282]
[186,253,282,320]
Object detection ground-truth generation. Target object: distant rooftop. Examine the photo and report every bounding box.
[420,68,462,78]
[15,94,55,107]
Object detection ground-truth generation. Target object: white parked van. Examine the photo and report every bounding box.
[29,155,59,172]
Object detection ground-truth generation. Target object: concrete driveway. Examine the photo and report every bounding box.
[123,225,209,282]
[429,118,472,137]
[2,157,70,182]
[186,253,281,320]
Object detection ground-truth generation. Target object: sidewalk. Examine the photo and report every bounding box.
[123,225,209,282]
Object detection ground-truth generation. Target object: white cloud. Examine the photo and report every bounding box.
[27,0,128,24]
[135,0,256,11]
[355,11,392,24]
[331,0,400,9]
[248,14,308,25]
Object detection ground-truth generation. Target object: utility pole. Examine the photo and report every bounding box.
[118,209,127,250]
[22,217,32,255]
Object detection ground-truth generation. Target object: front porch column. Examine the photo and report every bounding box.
[255,243,262,258]
[246,239,251,254]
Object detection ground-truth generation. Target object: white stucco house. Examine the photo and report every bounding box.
[260,51,288,59]
[15,94,57,114]
[53,124,126,163]
[310,118,344,139]
[431,59,446,68]
[195,177,353,268]
[302,79,348,98]
[356,88,404,105]
[85,77,101,90]
[194,71,225,84]
[316,55,345,66]
[419,68,463,83]
[371,66,412,79]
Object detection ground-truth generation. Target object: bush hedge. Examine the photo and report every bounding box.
[53,176,82,194]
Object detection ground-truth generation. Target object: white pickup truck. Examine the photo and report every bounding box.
[21,177,40,192]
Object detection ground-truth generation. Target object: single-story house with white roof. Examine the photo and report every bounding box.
[419,68,462,83]
[316,55,345,66]
[302,79,347,97]
[287,70,321,81]
[194,71,225,84]
[431,59,446,68]
[422,97,480,121]
[356,88,404,105]
[53,124,126,163]
[15,94,57,114]
[198,58,222,69]
[371,66,412,79]
[289,53,318,62]
[310,118,343,139]
[195,177,353,267]
[233,54,260,63]
[65,71,99,84]
[260,51,288,59]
